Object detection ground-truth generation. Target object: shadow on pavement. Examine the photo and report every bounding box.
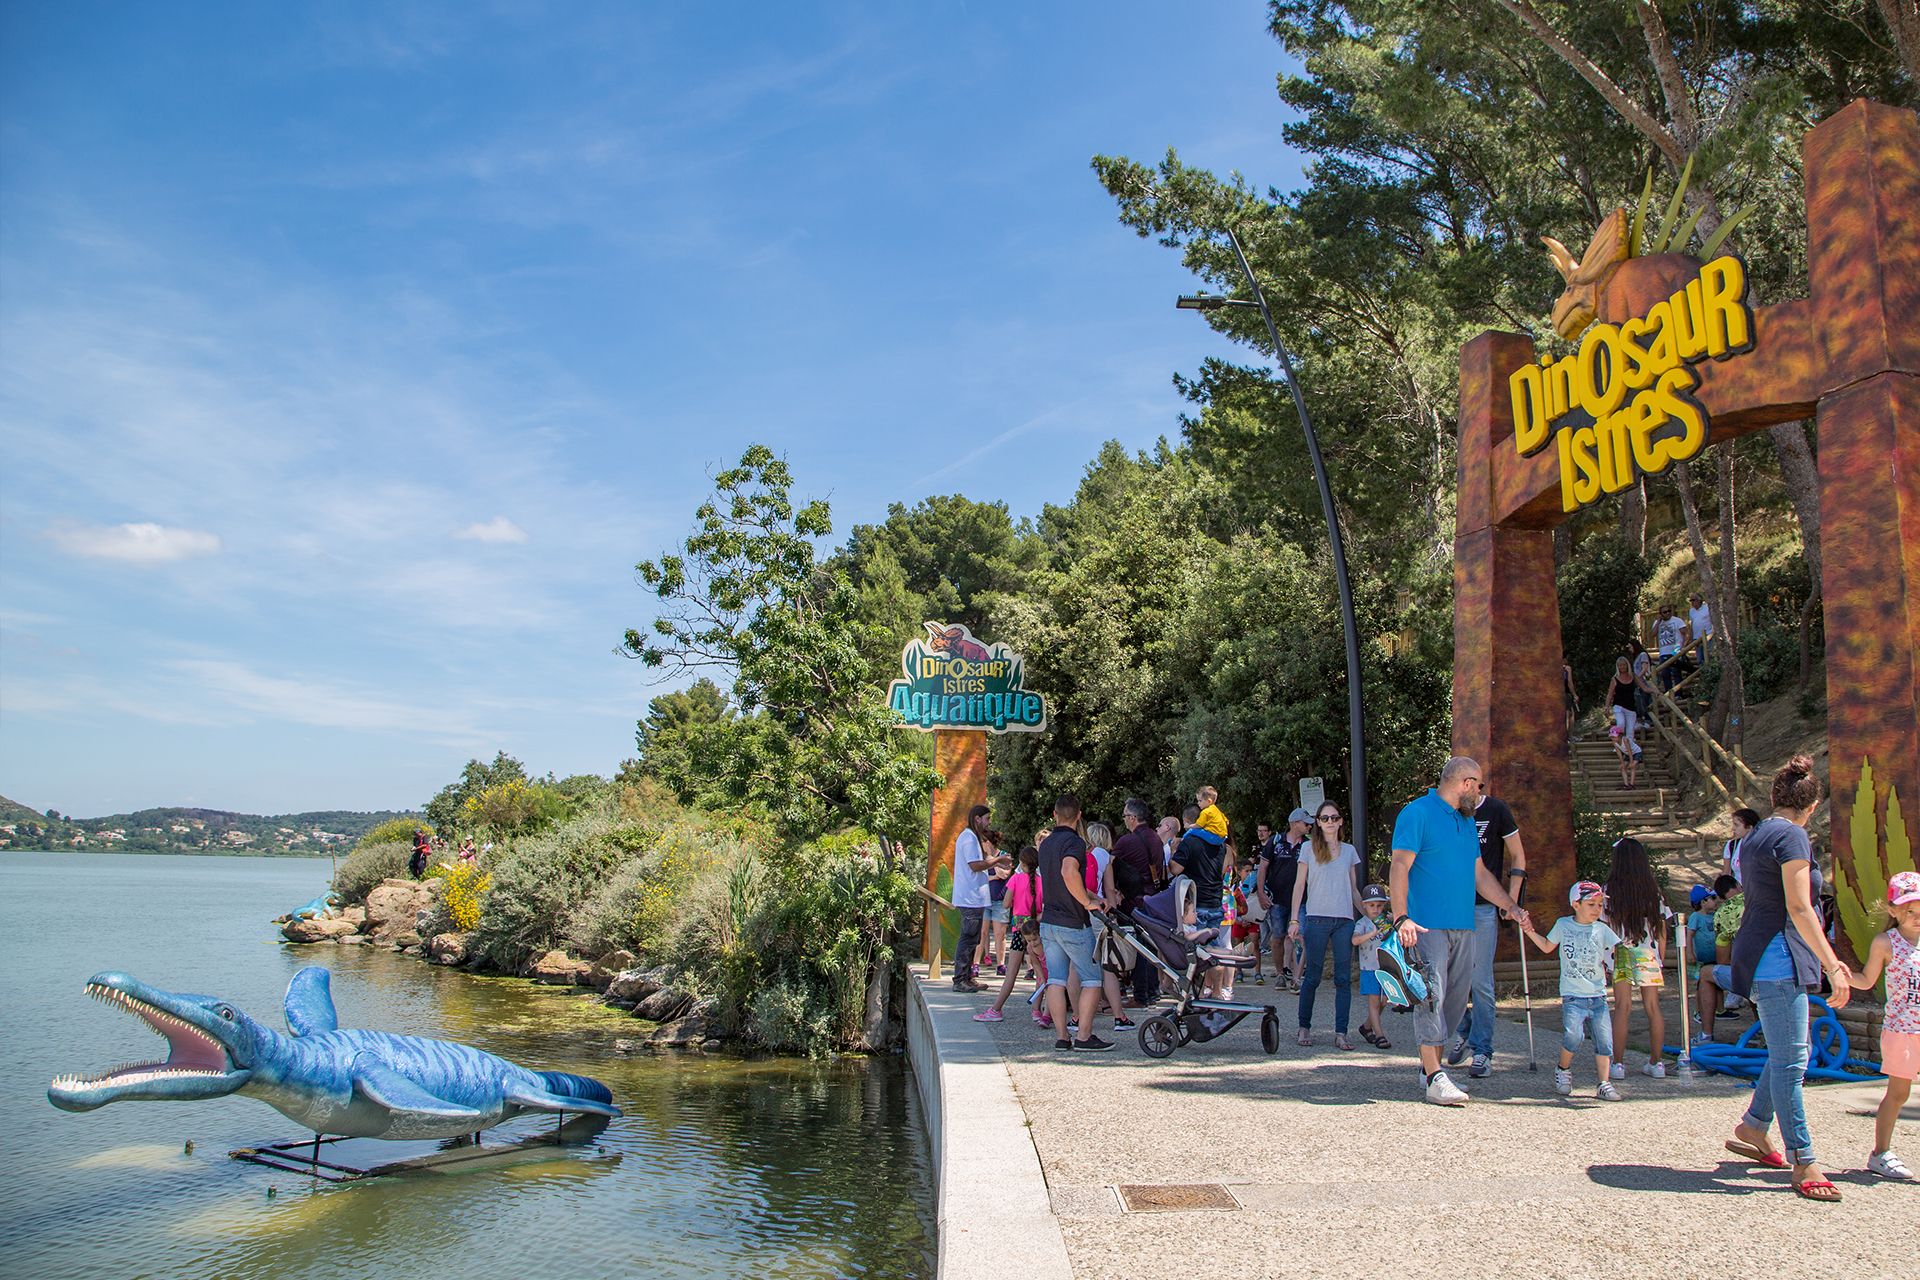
[1586,1162,1781,1195]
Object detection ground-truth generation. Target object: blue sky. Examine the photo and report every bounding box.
[1,2,1306,817]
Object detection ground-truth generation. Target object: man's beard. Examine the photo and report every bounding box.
[1455,795,1476,815]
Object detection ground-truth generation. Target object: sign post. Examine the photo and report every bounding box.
[887,622,1048,961]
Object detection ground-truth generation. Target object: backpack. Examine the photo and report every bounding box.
[1372,924,1433,1014]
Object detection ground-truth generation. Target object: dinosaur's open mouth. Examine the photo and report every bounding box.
[51,982,233,1094]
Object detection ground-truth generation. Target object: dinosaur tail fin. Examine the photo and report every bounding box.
[536,1071,614,1107]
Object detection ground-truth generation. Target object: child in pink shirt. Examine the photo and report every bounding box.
[975,848,1048,1024]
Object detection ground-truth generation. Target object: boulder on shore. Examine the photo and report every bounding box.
[531,950,591,985]
[633,986,692,1023]
[605,965,673,1003]
[283,917,358,943]
[648,998,719,1046]
[428,932,471,965]
[390,930,423,949]
[364,879,441,943]
[585,950,638,989]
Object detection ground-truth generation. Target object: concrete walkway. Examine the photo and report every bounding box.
[957,976,1917,1279]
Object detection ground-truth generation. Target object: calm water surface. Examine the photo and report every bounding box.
[0,853,935,1279]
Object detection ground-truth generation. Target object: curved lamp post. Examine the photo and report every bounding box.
[1176,227,1368,859]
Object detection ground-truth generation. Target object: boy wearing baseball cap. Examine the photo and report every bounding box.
[1840,870,1920,1179]
[1521,882,1624,1100]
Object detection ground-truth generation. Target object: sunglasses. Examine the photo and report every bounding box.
[1317,814,1343,823]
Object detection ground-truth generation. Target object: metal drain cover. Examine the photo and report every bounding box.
[1118,1183,1239,1212]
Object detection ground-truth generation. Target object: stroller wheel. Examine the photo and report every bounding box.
[1139,1015,1178,1059]
[1260,1012,1280,1055]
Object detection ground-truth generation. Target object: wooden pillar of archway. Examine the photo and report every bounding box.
[1453,101,1919,959]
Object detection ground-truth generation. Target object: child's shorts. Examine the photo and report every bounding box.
[1360,970,1382,996]
[1882,1030,1919,1081]
[1009,914,1037,952]
[1613,944,1663,988]
[1562,994,1614,1057]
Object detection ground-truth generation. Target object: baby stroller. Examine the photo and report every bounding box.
[1100,876,1281,1058]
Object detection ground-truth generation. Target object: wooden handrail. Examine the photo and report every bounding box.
[1653,689,1763,800]
[1648,710,1732,805]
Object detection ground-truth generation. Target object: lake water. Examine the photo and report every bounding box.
[0,853,935,1279]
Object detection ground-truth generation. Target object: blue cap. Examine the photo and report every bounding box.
[1689,884,1711,906]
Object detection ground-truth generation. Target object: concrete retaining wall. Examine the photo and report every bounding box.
[906,977,1073,1280]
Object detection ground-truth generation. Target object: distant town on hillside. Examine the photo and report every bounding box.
[0,795,423,857]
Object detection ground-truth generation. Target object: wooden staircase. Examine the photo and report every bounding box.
[1571,733,1680,826]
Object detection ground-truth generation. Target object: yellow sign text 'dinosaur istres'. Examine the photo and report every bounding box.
[1509,255,1755,511]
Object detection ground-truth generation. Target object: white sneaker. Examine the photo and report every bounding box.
[1554,1067,1573,1096]
[1642,1061,1667,1079]
[1425,1071,1470,1106]
[1609,1062,1625,1080]
[1596,1081,1623,1101]
[1867,1150,1916,1180]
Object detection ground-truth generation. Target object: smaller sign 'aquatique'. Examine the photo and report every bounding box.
[886,622,1047,734]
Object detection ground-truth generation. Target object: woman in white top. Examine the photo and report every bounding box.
[1287,801,1365,1049]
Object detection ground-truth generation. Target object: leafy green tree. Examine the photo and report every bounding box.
[621,446,941,844]
[633,677,737,801]
[424,752,528,835]
[833,494,1047,670]
[1558,537,1653,704]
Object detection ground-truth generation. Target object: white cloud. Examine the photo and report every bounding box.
[44,520,221,565]
[453,516,529,544]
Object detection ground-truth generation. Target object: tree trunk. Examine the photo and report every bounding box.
[1877,0,1920,87]
[1617,474,1647,554]
[1715,443,1743,753]
[1768,420,1824,688]
[1672,461,1741,759]
[860,947,892,1051]
[1554,521,1572,569]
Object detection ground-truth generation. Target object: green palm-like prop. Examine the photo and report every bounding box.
[1833,757,1916,997]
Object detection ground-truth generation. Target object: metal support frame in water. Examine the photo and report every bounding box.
[229,1113,609,1182]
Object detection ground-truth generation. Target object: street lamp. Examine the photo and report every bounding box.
[1176,227,1369,861]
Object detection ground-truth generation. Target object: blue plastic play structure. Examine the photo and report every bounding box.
[1674,995,1884,1084]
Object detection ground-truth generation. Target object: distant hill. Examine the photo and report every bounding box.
[0,796,424,857]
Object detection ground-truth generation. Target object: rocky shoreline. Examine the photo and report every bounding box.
[277,877,723,1050]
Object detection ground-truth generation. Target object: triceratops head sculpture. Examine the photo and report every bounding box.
[1540,207,1630,341]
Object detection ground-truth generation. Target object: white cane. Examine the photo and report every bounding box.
[1514,898,1538,1072]
[1674,910,1694,1079]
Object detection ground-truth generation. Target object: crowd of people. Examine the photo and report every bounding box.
[944,753,1919,1199]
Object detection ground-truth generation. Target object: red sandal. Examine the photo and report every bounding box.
[1792,1178,1841,1202]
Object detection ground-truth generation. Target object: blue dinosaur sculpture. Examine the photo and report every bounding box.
[49,968,621,1140]
[290,892,344,921]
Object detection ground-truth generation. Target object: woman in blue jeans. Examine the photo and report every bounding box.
[1287,802,1365,1048]
[1724,755,1854,1202]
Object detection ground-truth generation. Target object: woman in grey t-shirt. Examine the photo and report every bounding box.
[1287,802,1365,1048]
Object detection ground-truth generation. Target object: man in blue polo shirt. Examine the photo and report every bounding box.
[1390,757,1532,1106]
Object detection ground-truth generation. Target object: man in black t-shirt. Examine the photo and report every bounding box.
[1257,808,1310,990]
[1446,791,1525,1077]
[1037,793,1114,1052]
[1111,798,1164,1005]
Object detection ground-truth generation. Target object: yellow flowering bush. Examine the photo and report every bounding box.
[435,861,492,932]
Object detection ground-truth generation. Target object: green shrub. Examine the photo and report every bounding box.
[358,817,431,849]
[467,814,646,969]
[1736,615,1803,704]
[332,841,413,902]
[1572,782,1625,886]
[565,821,741,958]
[749,971,835,1057]
[463,779,573,839]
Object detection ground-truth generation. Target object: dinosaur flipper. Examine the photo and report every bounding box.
[284,967,339,1037]
[350,1059,483,1124]
[502,1080,622,1118]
